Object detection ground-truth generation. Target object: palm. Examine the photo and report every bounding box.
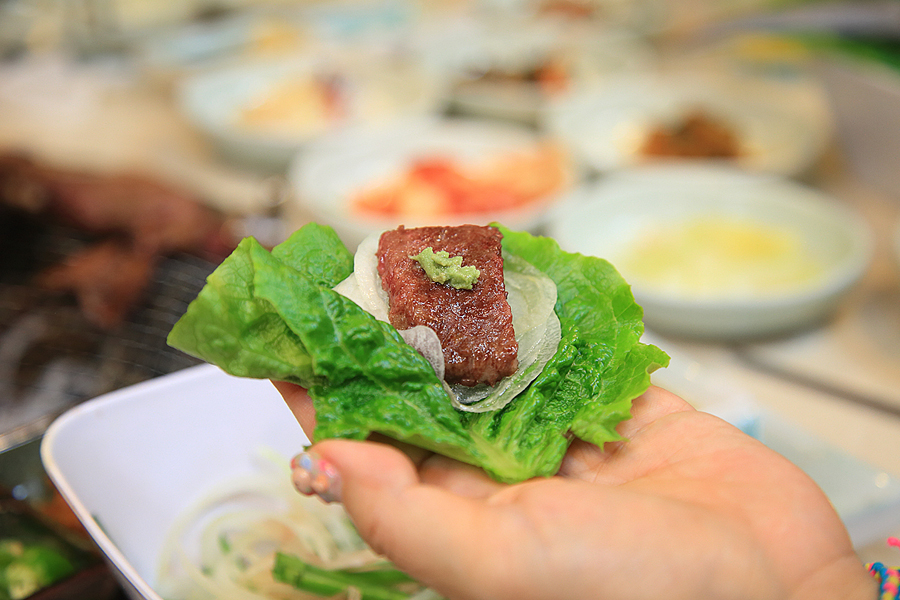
[274,383,872,600]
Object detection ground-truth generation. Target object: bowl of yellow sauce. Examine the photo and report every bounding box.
[547,165,873,339]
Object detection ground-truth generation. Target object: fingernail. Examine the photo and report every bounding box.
[290,450,342,503]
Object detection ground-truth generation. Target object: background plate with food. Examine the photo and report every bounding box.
[287,117,577,249]
[545,68,833,177]
[178,53,442,172]
[546,165,873,340]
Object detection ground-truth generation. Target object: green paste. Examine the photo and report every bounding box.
[410,247,480,290]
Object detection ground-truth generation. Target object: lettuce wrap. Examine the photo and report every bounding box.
[167,223,668,483]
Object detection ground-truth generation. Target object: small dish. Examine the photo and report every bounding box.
[178,54,442,172]
[546,165,873,340]
[545,69,832,177]
[431,20,654,125]
[287,116,576,249]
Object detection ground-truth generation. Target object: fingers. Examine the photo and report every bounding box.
[271,381,317,435]
[272,380,504,500]
[416,453,505,498]
[558,386,695,482]
[615,385,695,440]
[293,439,508,599]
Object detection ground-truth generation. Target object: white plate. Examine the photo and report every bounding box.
[288,116,576,249]
[545,70,832,176]
[546,165,873,340]
[40,365,306,600]
[41,361,900,600]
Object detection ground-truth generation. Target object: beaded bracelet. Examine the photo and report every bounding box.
[866,538,900,600]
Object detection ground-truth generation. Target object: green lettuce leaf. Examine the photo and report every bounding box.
[167,223,668,482]
[459,226,670,481]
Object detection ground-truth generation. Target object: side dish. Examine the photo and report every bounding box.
[639,110,742,159]
[350,146,567,218]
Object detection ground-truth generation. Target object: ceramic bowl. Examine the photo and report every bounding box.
[545,69,832,177]
[287,116,576,249]
[546,165,873,340]
[178,55,442,172]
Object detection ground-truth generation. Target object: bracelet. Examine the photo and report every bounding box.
[866,538,900,600]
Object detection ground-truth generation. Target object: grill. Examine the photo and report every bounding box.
[0,210,215,452]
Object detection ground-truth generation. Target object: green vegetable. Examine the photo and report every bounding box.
[0,541,77,600]
[273,553,419,600]
[168,223,668,482]
[410,247,480,289]
[799,33,900,73]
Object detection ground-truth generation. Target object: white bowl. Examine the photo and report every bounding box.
[545,69,832,177]
[287,116,576,249]
[546,165,873,340]
[40,365,306,600]
[178,55,442,172]
[424,18,655,125]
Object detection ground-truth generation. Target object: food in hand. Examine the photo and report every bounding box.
[167,223,667,482]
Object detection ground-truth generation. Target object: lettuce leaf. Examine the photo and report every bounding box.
[167,223,668,482]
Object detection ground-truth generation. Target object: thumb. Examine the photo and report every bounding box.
[291,439,509,599]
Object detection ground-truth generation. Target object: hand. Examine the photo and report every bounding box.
[273,382,874,600]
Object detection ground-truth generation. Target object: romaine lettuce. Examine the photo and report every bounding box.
[167,223,668,482]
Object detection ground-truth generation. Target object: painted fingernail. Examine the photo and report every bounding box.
[290,450,342,503]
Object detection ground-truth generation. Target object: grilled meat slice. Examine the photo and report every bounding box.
[377,225,518,387]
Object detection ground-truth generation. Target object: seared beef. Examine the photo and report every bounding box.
[36,240,159,329]
[377,225,518,386]
[0,153,237,329]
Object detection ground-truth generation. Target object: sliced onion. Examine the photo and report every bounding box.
[352,232,390,321]
[398,326,445,381]
[450,252,560,413]
[333,231,560,413]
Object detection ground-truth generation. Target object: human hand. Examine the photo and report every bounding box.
[272,381,874,600]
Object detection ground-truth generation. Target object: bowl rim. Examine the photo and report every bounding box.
[547,164,874,312]
[38,370,218,600]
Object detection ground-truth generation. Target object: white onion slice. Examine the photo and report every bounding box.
[333,231,560,413]
[398,325,445,381]
[352,232,390,321]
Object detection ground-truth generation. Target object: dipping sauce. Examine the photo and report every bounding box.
[619,216,824,299]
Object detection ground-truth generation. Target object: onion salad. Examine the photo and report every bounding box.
[155,449,439,600]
